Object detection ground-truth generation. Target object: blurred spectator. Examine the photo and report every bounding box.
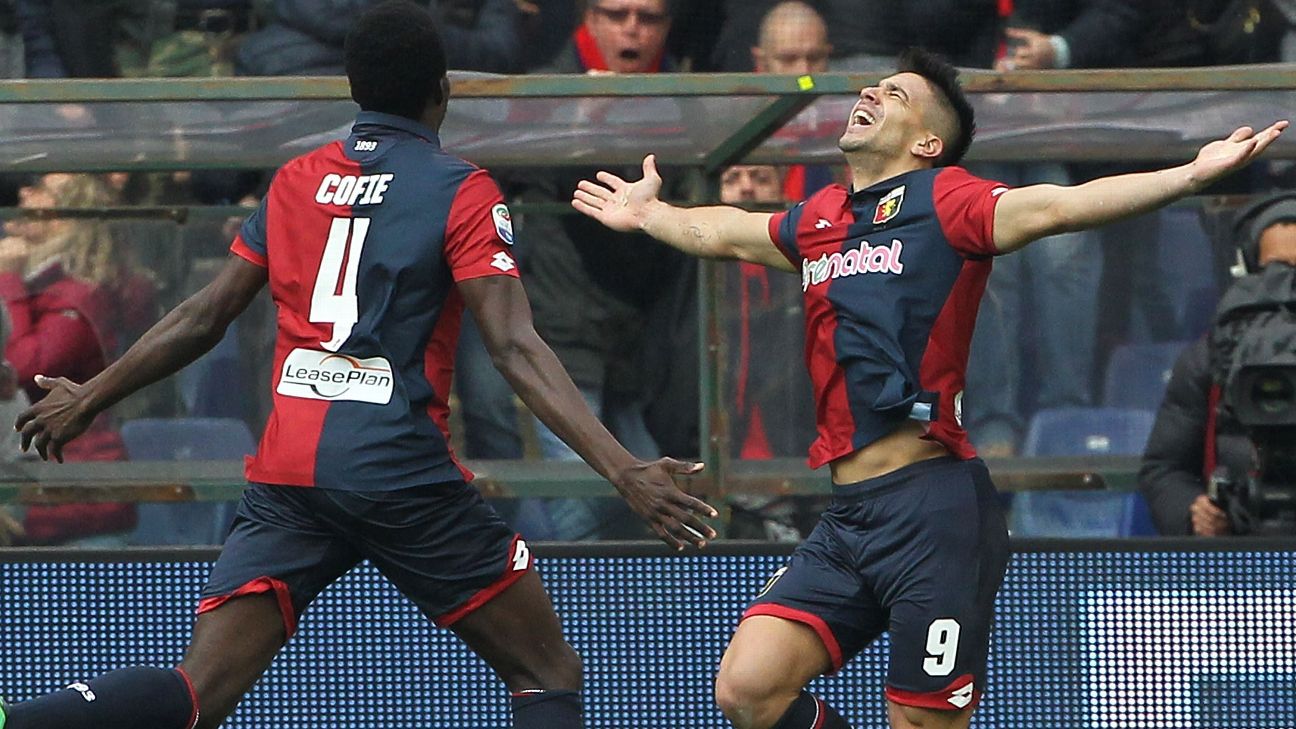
[719,165,814,461]
[1140,193,1296,536]
[963,0,1146,455]
[505,0,689,539]
[16,0,119,77]
[1135,0,1285,66]
[45,174,160,352]
[116,1,256,77]
[0,2,21,77]
[823,0,997,70]
[995,0,1145,71]
[715,0,995,72]
[550,0,674,73]
[750,0,831,74]
[0,172,135,546]
[454,310,523,460]
[749,1,837,201]
[237,0,522,75]
[664,0,724,71]
[719,164,818,541]
[0,298,29,547]
[515,0,578,70]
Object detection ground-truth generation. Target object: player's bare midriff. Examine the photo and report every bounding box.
[829,420,951,485]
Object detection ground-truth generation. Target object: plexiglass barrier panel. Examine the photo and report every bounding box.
[753,90,1296,164]
[2,88,1294,171]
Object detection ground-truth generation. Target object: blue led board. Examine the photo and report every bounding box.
[1,542,1292,728]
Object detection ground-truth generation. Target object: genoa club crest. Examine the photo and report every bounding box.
[873,185,905,225]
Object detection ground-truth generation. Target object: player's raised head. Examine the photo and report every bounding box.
[839,48,975,168]
[344,0,449,122]
[896,48,975,166]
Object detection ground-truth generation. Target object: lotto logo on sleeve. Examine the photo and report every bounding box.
[278,348,394,404]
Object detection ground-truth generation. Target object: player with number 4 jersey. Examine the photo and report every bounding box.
[573,48,1286,729]
[5,4,716,729]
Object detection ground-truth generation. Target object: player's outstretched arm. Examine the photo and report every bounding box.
[460,275,719,550]
[572,154,796,273]
[992,121,1288,253]
[15,255,267,462]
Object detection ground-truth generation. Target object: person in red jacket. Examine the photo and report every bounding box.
[0,173,135,545]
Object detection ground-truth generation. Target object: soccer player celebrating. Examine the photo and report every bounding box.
[3,3,716,729]
[572,49,1285,729]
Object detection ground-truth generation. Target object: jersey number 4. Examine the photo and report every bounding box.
[311,217,370,351]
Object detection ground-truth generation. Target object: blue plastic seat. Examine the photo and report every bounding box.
[1102,341,1191,411]
[121,417,256,546]
[1012,407,1158,537]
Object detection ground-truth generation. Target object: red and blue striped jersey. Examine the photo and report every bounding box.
[767,167,1008,468]
[229,112,520,490]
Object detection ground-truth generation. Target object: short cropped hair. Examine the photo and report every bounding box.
[344,1,448,121]
[896,48,975,167]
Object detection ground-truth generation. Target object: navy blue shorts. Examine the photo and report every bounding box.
[745,456,1009,711]
[198,481,531,636]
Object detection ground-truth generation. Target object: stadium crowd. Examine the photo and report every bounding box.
[0,0,1293,544]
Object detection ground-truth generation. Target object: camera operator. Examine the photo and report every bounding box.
[1139,192,1296,536]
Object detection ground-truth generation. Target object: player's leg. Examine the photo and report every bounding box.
[348,481,582,728]
[869,459,1010,729]
[180,594,292,729]
[177,483,361,728]
[451,570,584,727]
[0,558,325,729]
[715,616,852,729]
[0,481,361,729]
[716,514,880,729]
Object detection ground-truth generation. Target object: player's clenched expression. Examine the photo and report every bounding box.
[839,72,946,165]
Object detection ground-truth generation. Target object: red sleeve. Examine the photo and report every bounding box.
[444,169,520,283]
[230,234,267,268]
[229,196,269,267]
[932,167,1011,257]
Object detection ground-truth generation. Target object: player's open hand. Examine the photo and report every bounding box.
[572,154,664,233]
[613,457,718,550]
[1190,121,1288,188]
[15,375,94,463]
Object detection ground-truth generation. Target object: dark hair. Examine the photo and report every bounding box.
[896,48,975,167]
[344,1,447,121]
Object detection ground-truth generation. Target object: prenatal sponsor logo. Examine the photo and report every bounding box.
[278,348,394,404]
[802,239,905,291]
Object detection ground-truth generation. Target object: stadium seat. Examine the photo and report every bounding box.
[121,417,256,546]
[1102,341,1191,411]
[1012,407,1158,538]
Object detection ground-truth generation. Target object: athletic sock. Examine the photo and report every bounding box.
[511,689,582,728]
[3,666,197,729]
[770,691,852,729]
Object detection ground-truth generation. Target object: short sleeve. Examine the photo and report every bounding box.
[767,207,799,265]
[230,197,268,267]
[932,167,1010,258]
[444,169,520,282]
[766,188,832,265]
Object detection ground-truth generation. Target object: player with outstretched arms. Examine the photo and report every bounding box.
[1,3,716,729]
[572,48,1285,729]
